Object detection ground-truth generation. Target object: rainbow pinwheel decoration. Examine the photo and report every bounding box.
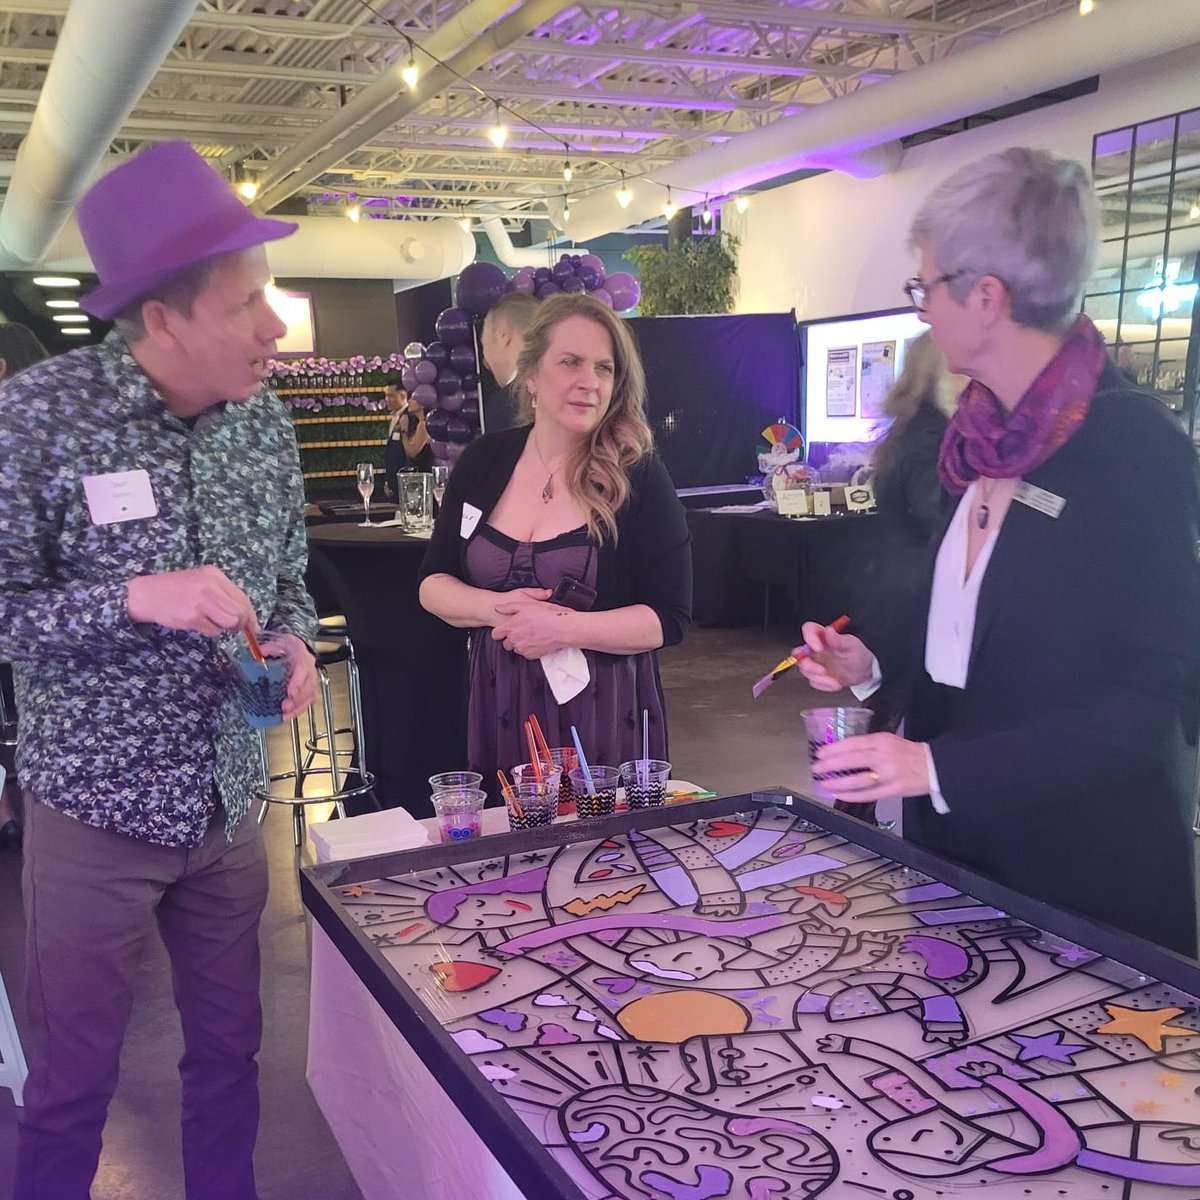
[759,421,804,456]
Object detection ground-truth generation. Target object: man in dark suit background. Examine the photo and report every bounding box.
[480,291,538,432]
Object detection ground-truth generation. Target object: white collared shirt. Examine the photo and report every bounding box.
[853,479,1003,814]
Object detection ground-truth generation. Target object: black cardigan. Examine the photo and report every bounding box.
[879,364,1200,955]
[419,425,692,647]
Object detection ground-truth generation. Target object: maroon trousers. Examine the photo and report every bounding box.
[16,799,268,1200]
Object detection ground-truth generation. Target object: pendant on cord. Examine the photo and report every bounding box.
[542,475,554,504]
[976,503,989,530]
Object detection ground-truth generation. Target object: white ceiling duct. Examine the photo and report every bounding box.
[481,218,582,270]
[35,215,477,285]
[0,0,199,269]
[558,0,1200,241]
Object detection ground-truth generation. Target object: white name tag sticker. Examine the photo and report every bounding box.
[82,469,158,526]
[1014,480,1066,519]
[460,503,482,539]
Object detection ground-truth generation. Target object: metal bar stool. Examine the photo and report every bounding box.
[255,637,375,847]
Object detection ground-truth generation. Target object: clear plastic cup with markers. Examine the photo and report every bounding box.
[569,765,618,820]
[802,706,872,801]
[548,747,579,816]
[619,759,671,810]
[506,781,556,832]
[511,761,563,805]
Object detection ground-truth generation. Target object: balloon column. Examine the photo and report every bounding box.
[401,304,479,469]
[509,253,641,313]
[409,256,642,475]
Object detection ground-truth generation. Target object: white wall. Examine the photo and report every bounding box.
[735,47,1200,321]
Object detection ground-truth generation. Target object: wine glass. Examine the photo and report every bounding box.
[432,463,449,511]
[356,462,376,526]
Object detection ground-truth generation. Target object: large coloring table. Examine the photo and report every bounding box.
[302,791,1200,1198]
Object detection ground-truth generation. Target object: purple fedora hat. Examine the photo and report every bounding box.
[78,142,298,320]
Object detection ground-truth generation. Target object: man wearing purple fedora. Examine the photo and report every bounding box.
[0,142,318,1200]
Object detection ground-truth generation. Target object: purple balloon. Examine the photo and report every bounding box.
[403,341,425,361]
[580,253,604,277]
[435,307,473,347]
[439,389,465,414]
[426,409,452,440]
[400,364,419,391]
[537,281,562,299]
[558,253,572,263]
[435,366,462,396]
[516,265,536,278]
[461,396,480,420]
[445,441,468,463]
[561,275,585,294]
[576,265,600,291]
[605,272,640,311]
[414,359,438,385]
[449,343,476,374]
[446,415,473,445]
[534,267,553,284]
[592,287,614,308]
[570,254,582,267]
[412,382,438,408]
[430,438,451,461]
[512,272,536,294]
[455,261,508,317]
[424,341,448,368]
[552,260,574,284]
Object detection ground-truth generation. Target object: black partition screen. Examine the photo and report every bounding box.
[627,312,799,488]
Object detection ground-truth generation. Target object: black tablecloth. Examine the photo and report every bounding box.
[687,508,877,628]
[306,523,467,818]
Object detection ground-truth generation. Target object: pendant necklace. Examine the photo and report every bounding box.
[977,477,997,530]
[530,431,561,504]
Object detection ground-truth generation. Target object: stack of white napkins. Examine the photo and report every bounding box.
[310,807,430,863]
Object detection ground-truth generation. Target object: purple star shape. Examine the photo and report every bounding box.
[1010,1031,1088,1064]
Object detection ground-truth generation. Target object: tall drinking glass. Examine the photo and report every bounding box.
[356,462,376,526]
[432,463,449,511]
[399,472,433,532]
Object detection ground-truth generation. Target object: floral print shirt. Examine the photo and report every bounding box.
[0,332,315,846]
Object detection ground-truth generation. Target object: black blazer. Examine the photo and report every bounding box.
[881,364,1200,955]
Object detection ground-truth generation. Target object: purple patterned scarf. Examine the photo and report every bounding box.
[938,313,1108,496]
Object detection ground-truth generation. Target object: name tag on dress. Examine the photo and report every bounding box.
[1014,481,1065,519]
[82,469,158,525]
[460,503,482,538]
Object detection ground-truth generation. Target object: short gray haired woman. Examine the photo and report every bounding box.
[800,147,1200,956]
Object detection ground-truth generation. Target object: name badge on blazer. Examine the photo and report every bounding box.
[1014,480,1065,519]
[82,469,158,525]
[460,503,482,538]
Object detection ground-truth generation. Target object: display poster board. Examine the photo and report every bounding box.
[859,340,896,418]
[800,308,927,447]
[824,347,858,416]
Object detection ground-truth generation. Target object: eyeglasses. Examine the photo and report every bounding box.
[903,270,965,311]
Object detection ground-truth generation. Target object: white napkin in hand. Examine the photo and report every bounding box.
[541,647,590,704]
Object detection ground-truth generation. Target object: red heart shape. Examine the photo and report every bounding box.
[704,820,748,839]
[430,960,501,992]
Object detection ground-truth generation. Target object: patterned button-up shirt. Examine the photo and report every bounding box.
[0,332,316,846]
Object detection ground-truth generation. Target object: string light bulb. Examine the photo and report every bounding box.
[734,193,749,215]
[237,178,258,201]
[459,214,473,232]
[488,102,509,149]
[561,194,571,223]
[401,39,419,89]
[1078,0,1093,13]
[616,172,633,209]
[701,195,713,225]
[346,202,361,223]
[662,187,677,220]
[562,157,573,183]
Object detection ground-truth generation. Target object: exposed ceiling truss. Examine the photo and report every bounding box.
[0,0,1082,229]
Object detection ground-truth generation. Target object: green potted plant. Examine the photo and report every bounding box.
[624,231,740,316]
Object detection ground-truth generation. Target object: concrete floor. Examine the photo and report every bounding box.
[0,624,850,1200]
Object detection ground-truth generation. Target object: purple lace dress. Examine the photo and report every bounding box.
[463,523,667,800]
